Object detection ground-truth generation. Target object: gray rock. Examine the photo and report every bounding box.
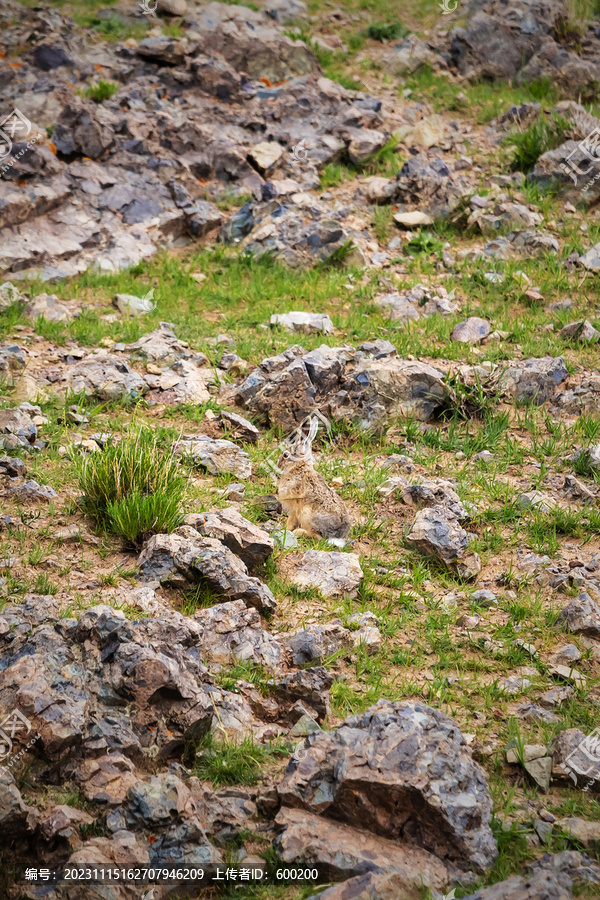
[550,644,582,666]
[275,667,333,724]
[0,767,33,839]
[113,292,156,317]
[277,700,497,873]
[272,526,299,549]
[400,478,468,520]
[560,321,600,343]
[484,230,559,259]
[192,599,283,668]
[563,475,595,504]
[524,756,552,792]
[47,352,147,402]
[183,507,274,568]
[559,593,600,638]
[0,456,26,478]
[451,317,491,344]
[249,141,284,175]
[556,818,600,849]
[407,507,481,580]
[393,154,469,219]
[287,550,363,598]
[275,807,455,889]
[514,704,559,723]
[496,356,568,405]
[310,870,447,900]
[551,729,594,786]
[191,1,317,81]
[580,242,600,270]
[265,0,307,22]
[220,409,259,444]
[137,530,276,612]
[158,0,187,15]
[0,407,37,444]
[459,867,573,900]
[126,323,208,369]
[8,480,57,501]
[0,282,22,311]
[24,292,74,323]
[270,312,334,335]
[173,435,252,479]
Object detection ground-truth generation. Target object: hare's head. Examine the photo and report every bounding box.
[277,416,318,472]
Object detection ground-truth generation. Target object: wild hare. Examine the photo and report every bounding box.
[276,417,351,540]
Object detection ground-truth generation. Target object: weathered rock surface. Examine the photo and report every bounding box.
[271,312,334,334]
[275,807,455,890]
[173,435,252,478]
[277,700,497,872]
[137,529,277,612]
[235,343,446,430]
[184,508,274,568]
[407,507,481,579]
[287,550,363,598]
[451,317,491,344]
[558,593,600,638]
[495,356,568,405]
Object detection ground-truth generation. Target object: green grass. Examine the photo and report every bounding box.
[193,732,286,786]
[74,425,185,545]
[84,80,119,102]
[507,114,570,173]
[366,21,409,42]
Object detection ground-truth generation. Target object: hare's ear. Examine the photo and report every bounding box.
[307,417,319,444]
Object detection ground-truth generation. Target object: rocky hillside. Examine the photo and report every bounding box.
[1,0,600,897]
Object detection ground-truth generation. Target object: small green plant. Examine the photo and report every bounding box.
[406,231,444,256]
[366,21,409,42]
[193,732,285,787]
[75,426,185,545]
[508,114,570,173]
[85,80,119,102]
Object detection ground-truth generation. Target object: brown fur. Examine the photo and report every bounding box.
[277,452,351,539]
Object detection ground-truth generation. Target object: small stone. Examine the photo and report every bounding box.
[393,210,434,227]
[451,317,491,344]
[506,743,547,763]
[557,818,600,848]
[270,312,334,334]
[524,757,552,792]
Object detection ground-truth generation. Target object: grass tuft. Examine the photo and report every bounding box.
[75,426,185,545]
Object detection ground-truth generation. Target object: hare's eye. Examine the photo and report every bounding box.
[283,451,290,458]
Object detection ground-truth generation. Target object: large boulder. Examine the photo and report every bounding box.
[189,1,318,81]
[275,807,456,892]
[235,343,446,431]
[137,529,276,613]
[277,700,497,873]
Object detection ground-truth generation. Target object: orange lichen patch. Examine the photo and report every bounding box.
[8,61,22,68]
[94,63,104,71]
[149,835,157,844]
[259,77,272,87]
[48,142,57,155]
